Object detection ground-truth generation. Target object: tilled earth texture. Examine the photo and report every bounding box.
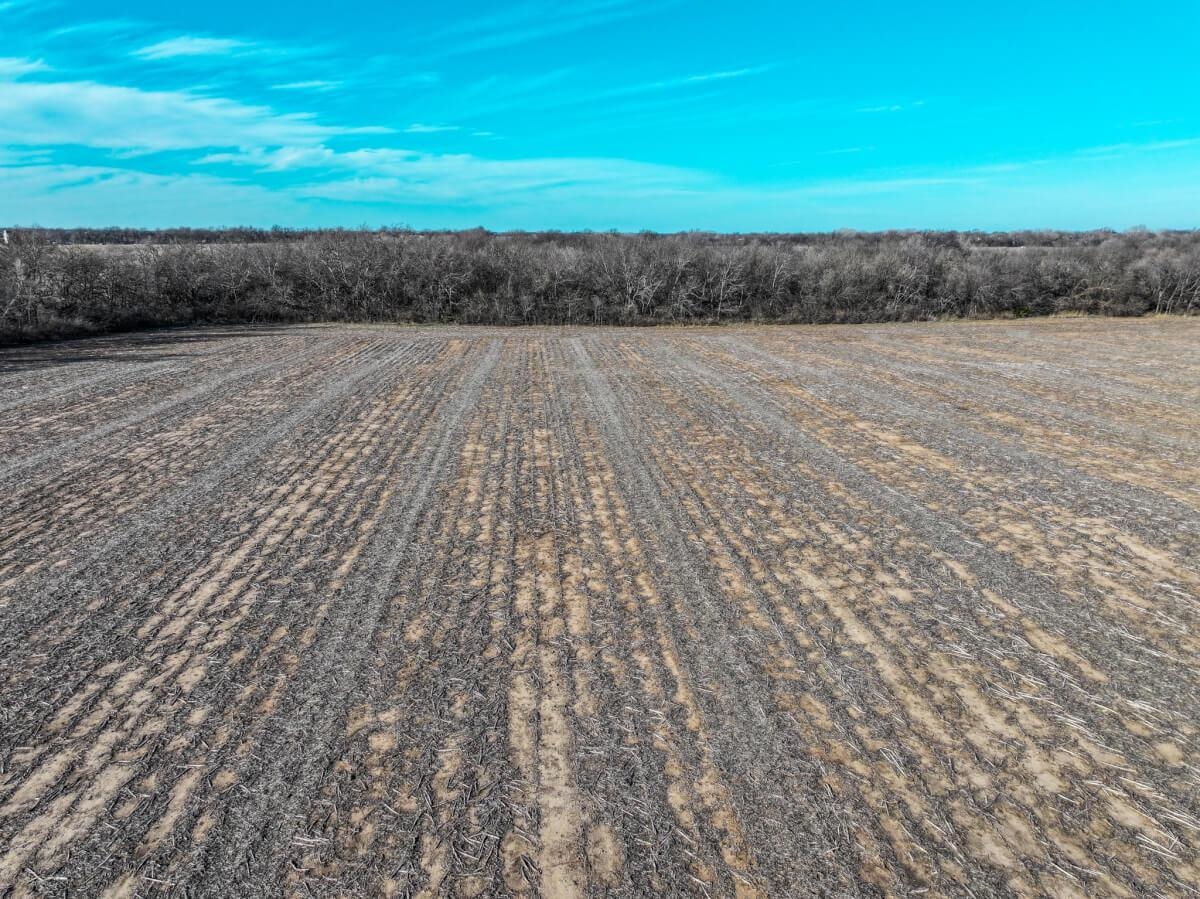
[0,319,1197,899]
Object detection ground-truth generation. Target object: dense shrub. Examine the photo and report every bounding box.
[2,228,1197,342]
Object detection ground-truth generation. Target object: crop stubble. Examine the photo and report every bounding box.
[0,318,1197,897]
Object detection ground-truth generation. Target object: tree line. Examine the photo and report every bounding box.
[2,228,1197,342]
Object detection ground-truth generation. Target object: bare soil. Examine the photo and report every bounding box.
[0,318,1197,898]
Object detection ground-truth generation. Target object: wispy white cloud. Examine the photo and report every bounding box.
[423,0,678,57]
[195,146,344,170]
[428,0,629,38]
[1076,137,1200,157]
[194,144,707,204]
[0,0,46,16]
[8,145,1200,231]
[399,124,496,137]
[133,36,252,60]
[0,163,307,226]
[432,0,638,40]
[0,146,52,165]
[271,80,341,92]
[46,19,151,41]
[858,100,925,114]
[404,123,459,134]
[789,175,981,197]
[465,64,769,119]
[769,147,871,167]
[599,66,771,100]
[0,56,49,77]
[0,79,388,151]
[457,68,576,102]
[576,64,772,104]
[680,67,770,85]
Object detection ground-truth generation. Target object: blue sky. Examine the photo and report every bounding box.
[2,0,1199,230]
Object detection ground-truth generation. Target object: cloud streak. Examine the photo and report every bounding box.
[463,64,770,119]
[404,124,459,134]
[421,0,678,58]
[7,146,1200,231]
[0,56,49,77]
[271,80,341,92]
[0,163,307,226]
[857,100,926,114]
[0,79,387,151]
[1076,137,1200,157]
[194,143,708,205]
[133,36,252,60]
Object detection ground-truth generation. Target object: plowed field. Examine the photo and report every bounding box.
[1,319,1197,898]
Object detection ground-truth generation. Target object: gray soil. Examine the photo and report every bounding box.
[0,319,1197,898]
